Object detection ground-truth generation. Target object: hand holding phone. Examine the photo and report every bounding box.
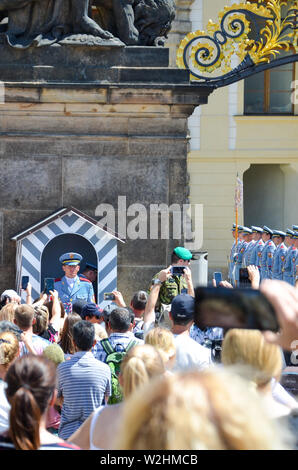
[104,292,115,301]
[44,278,55,295]
[213,272,222,287]
[21,276,29,290]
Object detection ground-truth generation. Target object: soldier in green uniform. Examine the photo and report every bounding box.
[149,247,195,328]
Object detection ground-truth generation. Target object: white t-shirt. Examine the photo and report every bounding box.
[0,379,10,435]
[173,333,212,372]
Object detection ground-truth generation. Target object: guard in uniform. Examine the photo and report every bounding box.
[290,229,298,285]
[242,227,254,267]
[260,226,276,280]
[228,224,237,283]
[79,262,98,302]
[234,226,248,284]
[249,226,264,270]
[272,230,287,280]
[283,229,295,284]
[55,252,95,314]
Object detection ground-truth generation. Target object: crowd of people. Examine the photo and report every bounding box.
[0,245,297,451]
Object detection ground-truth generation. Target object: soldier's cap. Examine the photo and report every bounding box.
[262,226,273,235]
[173,247,197,260]
[81,303,103,320]
[286,228,294,237]
[272,230,286,238]
[231,223,236,231]
[59,252,82,266]
[237,225,244,232]
[251,226,263,234]
[292,231,298,239]
[170,294,195,322]
[293,225,298,231]
[84,262,97,272]
[242,227,252,235]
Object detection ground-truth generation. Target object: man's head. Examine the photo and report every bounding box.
[130,291,148,318]
[59,252,82,279]
[109,308,134,333]
[72,320,95,351]
[81,303,104,324]
[285,229,294,247]
[169,294,195,327]
[14,305,35,331]
[241,227,252,242]
[262,226,272,242]
[171,247,193,267]
[251,226,263,241]
[82,263,97,283]
[272,230,286,247]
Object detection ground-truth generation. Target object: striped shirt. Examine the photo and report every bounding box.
[92,332,143,363]
[57,351,111,440]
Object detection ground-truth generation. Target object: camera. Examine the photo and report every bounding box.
[171,266,185,276]
[239,268,251,287]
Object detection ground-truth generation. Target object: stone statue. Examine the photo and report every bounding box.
[0,0,175,48]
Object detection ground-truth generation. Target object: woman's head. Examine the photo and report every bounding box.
[0,331,19,371]
[33,305,49,336]
[0,303,17,323]
[117,368,289,450]
[59,312,81,354]
[5,355,57,450]
[221,328,282,387]
[120,344,165,399]
[144,327,176,366]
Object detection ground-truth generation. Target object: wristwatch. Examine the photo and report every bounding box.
[153,278,162,285]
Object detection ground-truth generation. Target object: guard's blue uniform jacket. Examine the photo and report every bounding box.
[228,240,237,282]
[283,246,297,285]
[234,240,248,283]
[242,240,256,267]
[54,275,95,314]
[260,239,276,280]
[272,242,288,280]
[249,239,264,269]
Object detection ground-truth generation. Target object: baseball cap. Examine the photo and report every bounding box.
[81,303,103,319]
[170,294,195,322]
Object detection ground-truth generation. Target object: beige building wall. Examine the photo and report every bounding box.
[184,0,298,278]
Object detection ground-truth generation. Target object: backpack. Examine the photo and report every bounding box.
[100,338,137,405]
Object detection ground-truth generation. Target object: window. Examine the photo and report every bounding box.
[244,0,296,115]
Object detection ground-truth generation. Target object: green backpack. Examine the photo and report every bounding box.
[100,338,137,405]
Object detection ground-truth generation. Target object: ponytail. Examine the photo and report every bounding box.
[9,386,41,450]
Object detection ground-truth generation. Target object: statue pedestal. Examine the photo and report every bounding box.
[0,44,213,299]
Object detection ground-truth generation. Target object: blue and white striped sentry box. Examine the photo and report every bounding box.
[11,207,124,308]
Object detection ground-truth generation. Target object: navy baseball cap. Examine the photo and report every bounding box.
[81,303,103,319]
[170,294,195,322]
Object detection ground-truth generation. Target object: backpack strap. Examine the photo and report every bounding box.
[125,340,138,353]
[100,338,115,356]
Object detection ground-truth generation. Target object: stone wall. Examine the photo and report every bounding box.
[0,45,212,303]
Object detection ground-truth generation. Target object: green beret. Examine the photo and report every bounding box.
[173,247,193,260]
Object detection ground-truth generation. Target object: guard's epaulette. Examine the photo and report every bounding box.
[54,278,61,282]
[79,276,91,283]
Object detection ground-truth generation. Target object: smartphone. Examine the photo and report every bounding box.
[194,286,279,332]
[213,272,222,287]
[239,268,251,286]
[104,292,115,301]
[171,266,185,276]
[44,278,55,295]
[21,275,29,290]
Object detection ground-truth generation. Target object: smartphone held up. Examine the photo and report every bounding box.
[194,286,279,332]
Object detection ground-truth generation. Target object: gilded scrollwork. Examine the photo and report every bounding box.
[177,0,298,84]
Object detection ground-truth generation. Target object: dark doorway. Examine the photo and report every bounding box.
[41,234,98,301]
[243,164,284,229]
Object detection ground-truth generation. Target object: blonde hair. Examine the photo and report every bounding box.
[93,323,108,341]
[116,368,290,450]
[33,305,49,336]
[145,327,175,364]
[221,329,282,387]
[120,344,165,399]
[0,303,17,323]
[0,331,19,369]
